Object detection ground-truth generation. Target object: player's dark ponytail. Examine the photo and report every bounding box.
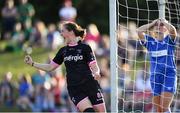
[75,29,86,40]
[63,22,86,40]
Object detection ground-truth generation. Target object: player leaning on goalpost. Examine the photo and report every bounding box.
[137,18,177,113]
[24,21,106,113]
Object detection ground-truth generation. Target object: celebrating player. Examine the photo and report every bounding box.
[137,18,177,113]
[24,21,106,112]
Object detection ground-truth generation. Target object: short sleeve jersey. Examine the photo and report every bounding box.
[53,41,96,86]
[140,35,176,73]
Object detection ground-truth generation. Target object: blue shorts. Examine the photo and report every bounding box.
[150,69,177,96]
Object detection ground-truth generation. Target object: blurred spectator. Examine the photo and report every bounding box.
[31,70,46,111]
[29,21,48,47]
[24,19,33,41]
[175,28,180,65]
[42,77,55,111]
[31,69,54,112]
[84,23,101,52]
[59,0,77,22]
[117,24,128,63]
[1,0,18,40]
[16,74,34,111]
[117,25,129,66]
[118,61,132,104]
[45,54,73,112]
[17,0,35,27]
[47,23,63,50]
[51,74,64,108]
[47,24,56,50]
[172,70,180,112]
[134,63,152,112]
[117,23,142,112]
[128,21,138,39]
[99,57,110,78]
[96,34,110,57]
[11,22,25,49]
[98,57,110,111]
[135,63,151,92]
[4,22,25,52]
[128,21,144,58]
[0,72,14,106]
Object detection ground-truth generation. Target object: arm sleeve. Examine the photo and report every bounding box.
[139,35,153,49]
[139,34,149,46]
[166,35,176,45]
[52,48,64,65]
[84,45,96,63]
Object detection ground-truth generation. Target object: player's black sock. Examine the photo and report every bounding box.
[83,107,95,112]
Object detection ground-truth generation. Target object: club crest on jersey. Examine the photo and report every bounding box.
[64,54,83,62]
[77,49,82,53]
[151,42,155,45]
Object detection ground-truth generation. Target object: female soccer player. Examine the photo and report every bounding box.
[137,18,177,113]
[24,22,106,112]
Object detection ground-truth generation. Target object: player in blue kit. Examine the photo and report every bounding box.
[137,18,177,113]
[24,21,106,112]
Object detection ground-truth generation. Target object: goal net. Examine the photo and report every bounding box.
[110,0,180,112]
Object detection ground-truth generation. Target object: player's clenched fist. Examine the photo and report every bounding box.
[93,73,101,80]
[24,55,33,66]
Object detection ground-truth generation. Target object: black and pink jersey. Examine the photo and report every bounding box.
[52,41,96,86]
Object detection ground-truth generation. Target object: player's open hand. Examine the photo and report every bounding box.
[152,19,159,25]
[24,55,33,66]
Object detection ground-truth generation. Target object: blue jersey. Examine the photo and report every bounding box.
[140,34,177,96]
[141,35,176,73]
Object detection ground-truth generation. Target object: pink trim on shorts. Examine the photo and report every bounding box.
[92,102,105,107]
[88,60,96,66]
[50,60,59,68]
[76,97,88,109]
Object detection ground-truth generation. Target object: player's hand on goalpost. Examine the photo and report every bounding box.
[152,19,159,25]
[24,55,34,66]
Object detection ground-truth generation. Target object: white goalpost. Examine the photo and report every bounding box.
[110,0,180,112]
[159,0,165,18]
[109,0,118,112]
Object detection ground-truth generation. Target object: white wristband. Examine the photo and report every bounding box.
[94,71,100,75]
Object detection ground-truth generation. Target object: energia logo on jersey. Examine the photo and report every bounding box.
[64,55,83,62]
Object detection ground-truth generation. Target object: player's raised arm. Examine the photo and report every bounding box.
[160,18,177,39]
[24,55,58,72]
[137,19,158,41]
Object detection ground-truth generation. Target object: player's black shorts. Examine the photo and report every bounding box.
[67,79,104,106]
